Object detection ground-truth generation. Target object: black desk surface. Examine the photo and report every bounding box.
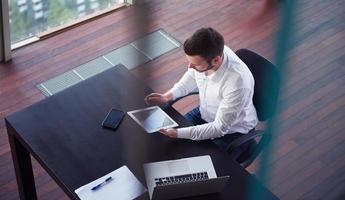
[6,64,278,200]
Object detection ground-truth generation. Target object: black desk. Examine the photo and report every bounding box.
[6,64,278,200]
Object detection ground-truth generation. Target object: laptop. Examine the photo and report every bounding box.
[143,155,230,200]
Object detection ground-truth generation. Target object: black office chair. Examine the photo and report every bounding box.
[170,49,280,168]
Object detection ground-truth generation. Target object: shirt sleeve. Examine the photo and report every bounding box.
[177,88,253,140]
[168,68,198,101]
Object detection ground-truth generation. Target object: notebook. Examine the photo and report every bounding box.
[75,165,147,200]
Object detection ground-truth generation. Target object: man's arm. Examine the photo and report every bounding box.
[145,92,173,105]
[145,69,197,105]
[168,68,197,101]
[177,88,254,140]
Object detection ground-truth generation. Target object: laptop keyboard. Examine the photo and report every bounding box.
[154,172,209,186]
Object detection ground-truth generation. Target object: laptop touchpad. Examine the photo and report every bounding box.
[168,160,190,174]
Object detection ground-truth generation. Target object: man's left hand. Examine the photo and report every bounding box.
[159,128,177,138]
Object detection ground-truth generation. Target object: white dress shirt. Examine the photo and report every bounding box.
[168,46,258,140]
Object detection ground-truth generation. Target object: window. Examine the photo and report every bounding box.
[8,0,127,48]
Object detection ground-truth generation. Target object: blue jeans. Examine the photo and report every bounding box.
[184,107,207,125]
[184,107,250,159]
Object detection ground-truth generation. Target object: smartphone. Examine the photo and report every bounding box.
[101,108,125,130]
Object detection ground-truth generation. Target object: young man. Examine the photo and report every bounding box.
[145,27,258,151]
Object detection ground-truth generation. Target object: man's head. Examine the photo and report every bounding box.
[183,27,224,72]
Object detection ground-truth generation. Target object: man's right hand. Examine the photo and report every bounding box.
[144,92,172,105]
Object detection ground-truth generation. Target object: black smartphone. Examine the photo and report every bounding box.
[101,108,125,130]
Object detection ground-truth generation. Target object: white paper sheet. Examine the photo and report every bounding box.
[75,166,147,200]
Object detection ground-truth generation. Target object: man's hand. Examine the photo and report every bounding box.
[144,92,172,106]
[159,128,177,138]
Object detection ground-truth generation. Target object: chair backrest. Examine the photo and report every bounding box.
[235,49,280,121]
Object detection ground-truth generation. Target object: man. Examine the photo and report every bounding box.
[145,27,258,153]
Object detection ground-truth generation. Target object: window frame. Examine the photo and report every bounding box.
[7,0,133,50]
[1,0,11,61]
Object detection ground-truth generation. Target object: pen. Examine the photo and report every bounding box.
[91,176,113,191]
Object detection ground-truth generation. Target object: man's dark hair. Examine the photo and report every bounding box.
[183,27,224,62]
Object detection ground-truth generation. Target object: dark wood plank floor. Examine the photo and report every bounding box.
[1,0,344,199]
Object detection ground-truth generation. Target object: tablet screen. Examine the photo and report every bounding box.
[128,106,178,133]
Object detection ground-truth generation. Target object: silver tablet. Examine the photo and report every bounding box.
[127,106,178,133]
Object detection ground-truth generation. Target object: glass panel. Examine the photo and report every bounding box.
[8,0,124,45]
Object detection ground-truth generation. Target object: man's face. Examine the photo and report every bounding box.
[186,55,213,72]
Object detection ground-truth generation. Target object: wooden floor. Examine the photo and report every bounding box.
[1,0,344,199]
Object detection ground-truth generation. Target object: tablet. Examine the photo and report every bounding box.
[127,106,178,133]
